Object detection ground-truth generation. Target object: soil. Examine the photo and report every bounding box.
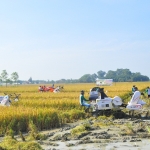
[36,116,150,150]
[1,116,150,150]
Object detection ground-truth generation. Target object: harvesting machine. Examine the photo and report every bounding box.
[0,93,21,106]
[88,87,148,118]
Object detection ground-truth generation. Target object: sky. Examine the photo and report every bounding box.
[0,0,150,81]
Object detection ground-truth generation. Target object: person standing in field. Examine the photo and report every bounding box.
[79,90,90,112]
[52,84,55,88]
[145,87,150,98]
[132,85,136,93]
[38,86,43,92]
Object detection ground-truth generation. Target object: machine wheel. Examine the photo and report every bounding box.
[113,110,125,119]
[146,111,149,118]
[85,108,90,113]
[98,110,104,116]
[129,110,134,119]
[118,111,126,118]
[104,110,111,117]
[92,110,99,117]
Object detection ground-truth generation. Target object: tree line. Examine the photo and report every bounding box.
[78,69,149,83]
[41,69,149,83]
[0,69,149,85]
[0,70,19,86]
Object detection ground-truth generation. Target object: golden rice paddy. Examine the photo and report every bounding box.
[0,82,149,134]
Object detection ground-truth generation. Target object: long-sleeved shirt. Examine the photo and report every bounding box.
[132,87,135,93]
[79,94,89,105]
[146,88,150,95]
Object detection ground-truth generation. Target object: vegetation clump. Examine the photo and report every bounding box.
[0,134,43,150]
[0,121,45,150]
[71,121,91,137]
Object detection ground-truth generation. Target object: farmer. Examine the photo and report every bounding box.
[145,86,150,98]
[130,86,140,98]
[134,86,144,95]
[132,85,136,93]
[51,84,55,89]
[79,90,90,112]
[38,86,43,92]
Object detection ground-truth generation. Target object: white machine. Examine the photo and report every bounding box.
[93,96,123,110]
[89,87,124,112]
[126,91,146,110]
[126,91,148,117]
[0,93,21,106]
[89,87,148,118]
[0,95,11,106]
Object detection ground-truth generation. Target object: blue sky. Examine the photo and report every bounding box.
[0,0,150,80]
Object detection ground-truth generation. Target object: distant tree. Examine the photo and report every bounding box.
[97,70,106,79]
[17,80,23,84]
[79,74,94,83]
[11,72,19,85]
[0,70,8,86]
[28,77,32,83]
[91,73,98,81]
[56,79,66,83]
[105,70,117,81]
[115,69,132,82]
[6,78,13,84]
[131,72,149,81]
[51,80,55,83]
[104,69,149,82]
[140,75,149,81]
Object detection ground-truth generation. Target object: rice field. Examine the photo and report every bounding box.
[0,82,149,134]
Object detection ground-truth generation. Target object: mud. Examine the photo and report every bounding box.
[37,118,150,150]
[1,117,150,150]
